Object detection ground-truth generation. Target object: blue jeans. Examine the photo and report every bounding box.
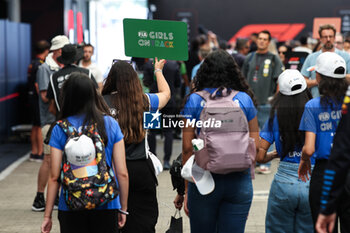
[188,170,253,233]
[265,161,314,233]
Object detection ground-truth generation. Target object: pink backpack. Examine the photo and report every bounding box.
[194,88,256,175]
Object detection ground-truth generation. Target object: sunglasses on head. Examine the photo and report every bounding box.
[112,59,133,65]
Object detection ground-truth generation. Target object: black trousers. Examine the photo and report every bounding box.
[121,159,158,233]
[309,159,350,233]
[148,106,176,162]
[58,209,119,233]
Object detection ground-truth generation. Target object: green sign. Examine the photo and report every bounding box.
[123,18,188,61]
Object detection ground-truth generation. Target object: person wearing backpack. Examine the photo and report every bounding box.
[181,50,259,233]
[257,69,314,233]
[41,73,129,233]
[102,58,170,233]
[298,52,349,232]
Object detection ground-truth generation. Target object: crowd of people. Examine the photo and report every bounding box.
[25,23,350,233]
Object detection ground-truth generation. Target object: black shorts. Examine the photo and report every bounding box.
[28,95,40,126]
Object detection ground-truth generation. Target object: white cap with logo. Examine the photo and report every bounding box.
[315,52,347,79]
[278,69,307,96]
[65,135,97,178]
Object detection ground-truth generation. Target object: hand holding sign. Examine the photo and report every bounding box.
[154,57,166,71]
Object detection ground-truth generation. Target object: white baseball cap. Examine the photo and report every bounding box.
[181,155,195,182]
[50,35,70,51]
[181,155,215,195]
[278,69,307,96]
[315,52,346,79]
[65,135,97,178]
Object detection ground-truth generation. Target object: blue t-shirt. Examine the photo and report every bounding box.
[299,97,342,160]
[260,115,315,164]
[181,88,257,126]
[146,93,159,111]
[49,115,124,211]
[191,62,202,80]
[301,49,350,98]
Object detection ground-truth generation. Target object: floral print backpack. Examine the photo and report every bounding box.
[57,119,119,210]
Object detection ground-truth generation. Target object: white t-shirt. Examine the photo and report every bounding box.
[78,60,103,83]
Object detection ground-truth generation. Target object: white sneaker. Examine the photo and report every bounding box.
[256,165,271,174]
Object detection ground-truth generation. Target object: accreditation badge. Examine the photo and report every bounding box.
[263,59,271,77]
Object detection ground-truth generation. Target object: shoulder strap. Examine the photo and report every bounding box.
[195,90,211,101]
[226,89,239,100]
[144,131,150,159]
[103,94,113,108]
[83,123,98,136]
[57,119,78,137]
[213,88,239,100]
[243,52,255,77]
[196,88,239,101]
[103,94,119,118]
[271,53,276,67]
[248,51,256,63]
[50,73,60,112]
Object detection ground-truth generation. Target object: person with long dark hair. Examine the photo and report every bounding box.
[257,69,314,233]
[181,50,259,233]
[41,73,129,233]
[102,58,170,233]
[298,52,348,232]
[315,89,350,233]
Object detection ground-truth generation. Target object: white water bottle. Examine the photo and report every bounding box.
[192,139,204,151]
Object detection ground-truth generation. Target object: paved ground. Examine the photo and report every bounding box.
[0,138,278,233]
[0,143,30,172]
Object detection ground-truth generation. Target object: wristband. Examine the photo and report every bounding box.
[154,69,162,74]
[118,209,129,215]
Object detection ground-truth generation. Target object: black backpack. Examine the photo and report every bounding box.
[170,153,185,195]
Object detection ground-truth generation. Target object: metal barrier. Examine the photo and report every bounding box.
[0,20,31,142]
